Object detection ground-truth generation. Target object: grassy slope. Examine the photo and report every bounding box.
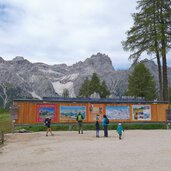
[0,112,12,133]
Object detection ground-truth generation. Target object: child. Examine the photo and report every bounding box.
[117,122,124,140]
[44,116,54,136]
[95,115,100,137]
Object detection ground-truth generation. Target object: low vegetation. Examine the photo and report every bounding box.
[0,108,167,133]
[0,110,12,133]
[15,122,167,132]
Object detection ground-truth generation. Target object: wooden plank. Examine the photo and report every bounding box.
[14,101,169,124]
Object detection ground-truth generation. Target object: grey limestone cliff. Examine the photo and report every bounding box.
[0,53,170,100]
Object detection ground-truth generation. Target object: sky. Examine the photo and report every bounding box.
[0,0,170,70]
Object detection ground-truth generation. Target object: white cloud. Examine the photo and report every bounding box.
[0,0,159,69]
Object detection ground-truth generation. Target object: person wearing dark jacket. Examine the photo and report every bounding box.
[44,116,54,136]
[95,115,100,137]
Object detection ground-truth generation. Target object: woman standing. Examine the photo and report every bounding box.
[102,115,109,137]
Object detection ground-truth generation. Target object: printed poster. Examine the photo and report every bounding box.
[90,104,103,121]
[60,106,86,122]
[37,104,57,122]
[106,106,130,120]
[132,105,151,120]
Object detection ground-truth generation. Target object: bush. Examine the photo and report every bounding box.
[0,108,7,114]
[0,112,12,133]
[122,123,166,130]
[14,122,167,132]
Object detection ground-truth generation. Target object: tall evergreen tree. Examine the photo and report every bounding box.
[79,73,110,98]
[62,89,69,98]
[89,73,101,95]
[99,81,110,98]
[127,63,156,100]
[122,0,171,101]
[79,77,91,97]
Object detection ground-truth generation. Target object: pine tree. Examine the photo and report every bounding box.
[99,81,110,98]
[62,89,69,98]
[79,73,110,98]
[127,63,156,100]
[89,73,101,95]
[122,0,171,101]
[79,77,91,97]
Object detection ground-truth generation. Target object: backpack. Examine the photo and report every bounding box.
[106,118,109,124]
[44,118,50,125]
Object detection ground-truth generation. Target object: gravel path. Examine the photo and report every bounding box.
[0,130,171,171]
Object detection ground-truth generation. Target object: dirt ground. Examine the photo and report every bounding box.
[0,130,171,171]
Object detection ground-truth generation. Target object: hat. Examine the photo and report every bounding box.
[118,123,122,125]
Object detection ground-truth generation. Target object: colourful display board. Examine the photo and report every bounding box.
[36,104,57,122]
[60,106,86,122]
[132,105,151,120]
[106,106,130,120]
[90,104,103,121]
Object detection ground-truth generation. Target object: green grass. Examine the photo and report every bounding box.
[0,112,12,133]
[0,112,11,121]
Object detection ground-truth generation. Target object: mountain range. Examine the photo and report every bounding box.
[0,53,171,100]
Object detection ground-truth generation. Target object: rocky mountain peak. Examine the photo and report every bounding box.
[141,59,157,70]
[0,57,5,63]
[11,56,32,66]
[87,52,114,71]
[91,52,111,60]
[12,56,25,61]
[129,58,157,71]
[0,53,170,105]
[70,53,114,76]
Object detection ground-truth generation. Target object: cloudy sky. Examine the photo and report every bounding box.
[0,0,170,69]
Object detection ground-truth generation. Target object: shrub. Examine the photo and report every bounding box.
[14,122,167,132]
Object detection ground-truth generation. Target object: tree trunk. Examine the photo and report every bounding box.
[156,51,163,100]
[162,54,168,101]
[160,1,168,101]
[153,0,163,100]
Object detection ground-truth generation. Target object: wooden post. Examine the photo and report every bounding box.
[12,120,16,133]
[0,131,4,144]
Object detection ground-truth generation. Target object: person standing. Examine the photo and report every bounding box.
[95,114,100,137]
[76,112,84,134]
[102,114,109,137]
[44,116,54,136]
[117,122,124,140]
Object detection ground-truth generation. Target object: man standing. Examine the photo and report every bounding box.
[76,112,84,134]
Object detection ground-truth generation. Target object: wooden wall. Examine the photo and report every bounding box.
[14,101,168,124]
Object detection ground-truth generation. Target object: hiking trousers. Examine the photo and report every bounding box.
[78,121,83,134]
